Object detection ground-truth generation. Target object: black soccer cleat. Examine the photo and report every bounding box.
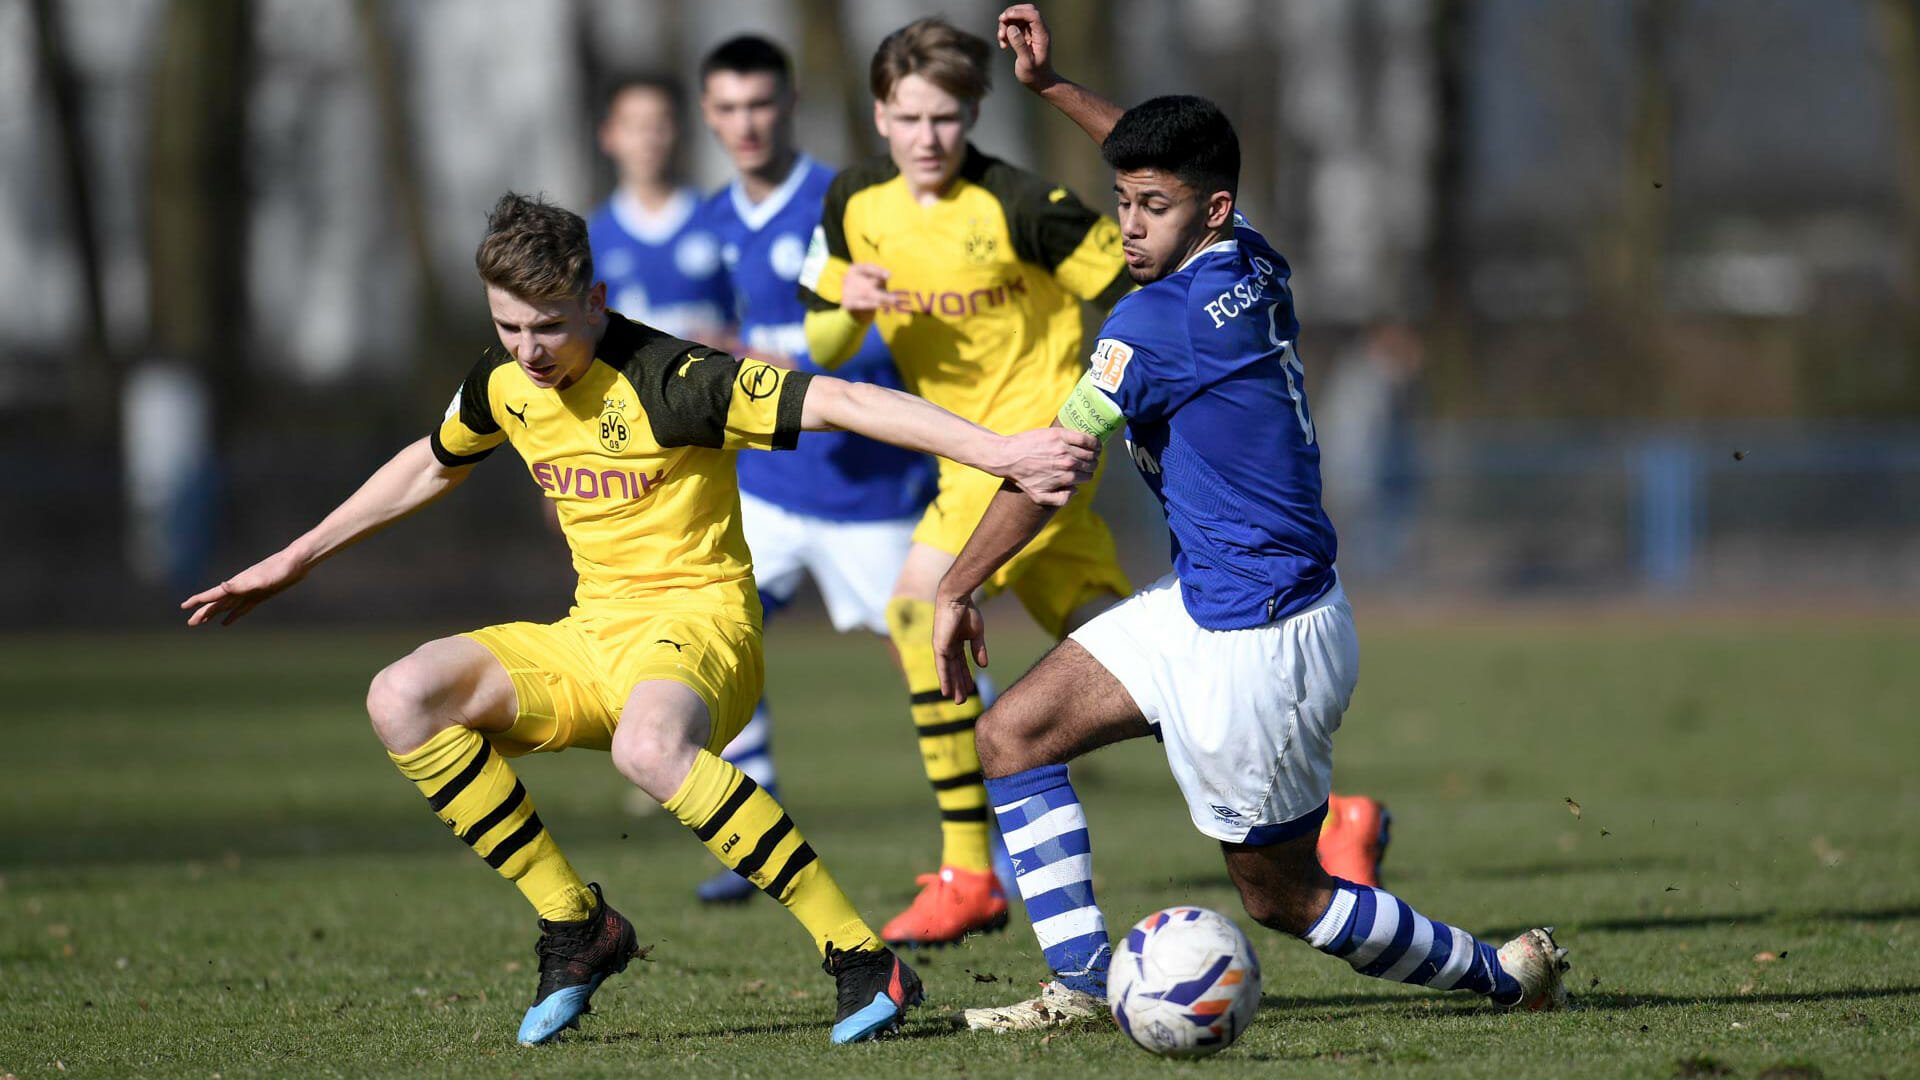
[516,882,641,1045]
[824,942,925,1044]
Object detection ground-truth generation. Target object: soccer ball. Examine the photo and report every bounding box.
[1108,905,1262,1058]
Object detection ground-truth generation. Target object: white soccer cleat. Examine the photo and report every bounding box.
[954,980,1107,1032]
[1496,927,1571,1011]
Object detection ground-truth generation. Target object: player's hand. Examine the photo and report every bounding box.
[995,427,1098,507]
[932,590,988,704]
[839,263,892,318]
[180,548,310,627]
[997,4,1061,92]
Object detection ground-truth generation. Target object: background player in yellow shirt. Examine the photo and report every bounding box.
[796,16,1134,948]
[181,193,1097,1047]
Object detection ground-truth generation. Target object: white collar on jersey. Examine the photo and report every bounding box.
[1176,236,1238,274]
[610,186,698,246]
[728,154,817,232]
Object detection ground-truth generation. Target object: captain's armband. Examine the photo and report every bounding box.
[1057,372,1127,441]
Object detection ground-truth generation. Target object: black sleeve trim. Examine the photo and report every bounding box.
[429,429,494,468]
[797,284,839,313]
[457,349,509,435]
[606,314,736,449]
[972,152,1101,272]
[772,370,813,451]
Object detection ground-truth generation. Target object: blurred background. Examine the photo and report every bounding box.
[6,0,1919,626]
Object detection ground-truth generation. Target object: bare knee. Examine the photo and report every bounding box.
[976,697,1052,778]
[610,685,709,803]
[610,719,691,799]
[366,656,450,753]
[1237,878,1326,936]
[1224,837,1336,936]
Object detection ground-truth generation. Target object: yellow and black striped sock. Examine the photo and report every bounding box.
[389,726,594,922]
[887,597,991,873]
[666,749,874,956]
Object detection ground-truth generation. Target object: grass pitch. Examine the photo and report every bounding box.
[3,608,1917,1078]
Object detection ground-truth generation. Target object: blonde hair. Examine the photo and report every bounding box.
[870,16,991,104]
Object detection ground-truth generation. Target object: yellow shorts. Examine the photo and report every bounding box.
[462,604,763,758]
[913,454,1132,638]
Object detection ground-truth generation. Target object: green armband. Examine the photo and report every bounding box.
[1057,372,1127,440]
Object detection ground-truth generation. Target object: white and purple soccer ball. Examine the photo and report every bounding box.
[1108,905,1262,1058]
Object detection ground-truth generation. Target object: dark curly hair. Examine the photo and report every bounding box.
[1101,95,1240,198]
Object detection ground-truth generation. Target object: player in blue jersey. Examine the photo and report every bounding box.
[688,36,945,903]
[589,74,730,341]
[940,6,1571,1031]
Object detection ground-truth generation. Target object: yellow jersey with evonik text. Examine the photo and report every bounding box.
[797,145,1129,435]
[431,311,810,615]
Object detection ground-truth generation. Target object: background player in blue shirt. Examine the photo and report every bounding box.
[691,36,942,903]
[589,74,730,342]
[938,5,1572,1032]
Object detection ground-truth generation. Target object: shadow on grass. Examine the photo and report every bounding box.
[580,1014,958,1043]
[1259,984,1920,1018]
[1462,855,1689,879]
[0,810,692,872]
[1480,902,1920,940]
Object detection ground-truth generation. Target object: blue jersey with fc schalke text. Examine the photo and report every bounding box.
[1087,217,1338,630]
[704,155,932,521]
[588,187,731,340]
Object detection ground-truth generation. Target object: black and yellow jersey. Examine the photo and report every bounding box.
[797,145,1128,435]
[431,311,810,615]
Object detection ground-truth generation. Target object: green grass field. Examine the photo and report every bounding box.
[4,610,1917,1079]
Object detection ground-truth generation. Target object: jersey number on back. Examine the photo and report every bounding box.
[1266,304,1315,445]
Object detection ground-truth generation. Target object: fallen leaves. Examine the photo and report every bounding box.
[1565,797,1583,819]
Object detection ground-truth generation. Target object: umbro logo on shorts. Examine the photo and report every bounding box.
[1211,804,1242,820]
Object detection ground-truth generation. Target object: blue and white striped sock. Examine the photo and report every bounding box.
[1303,879,1522,1004]
[720,699,777,798]
[987,764,1109,996]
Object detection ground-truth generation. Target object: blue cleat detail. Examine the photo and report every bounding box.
[517,979,604,1045]
[831,991,907,1044]
[824,943,923,1044]
[514,883,639,1047]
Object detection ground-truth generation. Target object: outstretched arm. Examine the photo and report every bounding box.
[997,4,1126,145]
[799,376,1096,507]
[181,437,472,626]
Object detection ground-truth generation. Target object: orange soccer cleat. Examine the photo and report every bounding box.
[1318,793,1392,888]
[880,865,1010,947]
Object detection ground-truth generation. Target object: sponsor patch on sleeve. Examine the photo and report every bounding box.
[1090,337,1133,392]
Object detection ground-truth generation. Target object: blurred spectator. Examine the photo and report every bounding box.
[1318,322,1424,578]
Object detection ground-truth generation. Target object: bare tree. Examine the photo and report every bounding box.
[353,0,461,410]
[1879,0,1920,367]
[147,0,254,437]
[28,0,112,436]
[1424,0,1472,408]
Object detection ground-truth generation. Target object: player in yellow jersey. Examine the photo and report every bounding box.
[181,193,1098,1046]
[795,16,1135,947]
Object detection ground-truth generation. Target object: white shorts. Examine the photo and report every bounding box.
[1070,571,1360,844]
[740,492,915,635]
